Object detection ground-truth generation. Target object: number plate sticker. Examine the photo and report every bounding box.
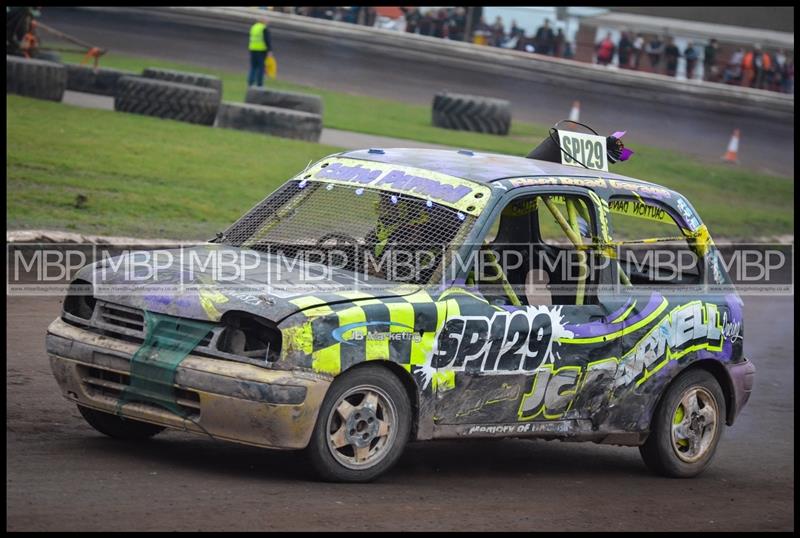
[557,130,608,172]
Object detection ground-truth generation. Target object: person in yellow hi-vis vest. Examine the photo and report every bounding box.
[247,17,274,87]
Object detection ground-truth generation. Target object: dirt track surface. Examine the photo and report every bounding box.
[41,7,794,177]
[6,294,793,531]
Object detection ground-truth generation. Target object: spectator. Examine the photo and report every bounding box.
[534,19,555,55]
[632,33,645,69]
[756,47,773,90]
[595,32,615,66]
[509,19,524,40]
[646,35,664,71]
[618,31,633,68]
[723,48,745,84]
[472,16,491,45]
[703,38,719,82]
[771,49,790,92]
[563,41,575,59]
[664,37,680,77]
[364,7,377,27]
[403,7,421,34]
[449,7,466,41]
[431,9,450,39]
[742,44,771,89]
[345,7,360,24]
[554,28,565,57]
[309,7,334,20]
[741,45,757,87]
[419,9,435,36]
[684,41,699,79]
[490,16,505,47]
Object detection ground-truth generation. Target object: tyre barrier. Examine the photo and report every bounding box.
[66,64,137,97]
[6,55,67,102]
[245,87,323,115]
[215,101,322,142]
[142,67,223,102]
[432,91,512,135]
[114,76,219,126]
[33,51,62,63]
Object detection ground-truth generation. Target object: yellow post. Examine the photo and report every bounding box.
[565,198,587,306]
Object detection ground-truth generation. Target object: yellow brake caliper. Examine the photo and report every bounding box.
[673,403,689,448]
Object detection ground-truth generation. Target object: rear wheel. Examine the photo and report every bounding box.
[77,405,165,440]
[306,366,411,482]
[639,369,725,477]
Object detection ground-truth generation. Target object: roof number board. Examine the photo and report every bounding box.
[557,130,608,172]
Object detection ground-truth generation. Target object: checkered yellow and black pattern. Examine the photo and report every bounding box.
[281,287,494,377]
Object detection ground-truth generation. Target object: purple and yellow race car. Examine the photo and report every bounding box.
[47,129,755,482]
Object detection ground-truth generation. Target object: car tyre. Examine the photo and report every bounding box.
[639,369,726,478]
[142,67,223,103]
[306,365,411,482]
[114,76,220,126]
[77,404,165,440]
[6,54,67,102]
[245,87,323,115]
[432,91,511,135]
[215,101,322,142]
[66,64,136,96]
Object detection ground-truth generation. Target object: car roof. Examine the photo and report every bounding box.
[340,147,668,190]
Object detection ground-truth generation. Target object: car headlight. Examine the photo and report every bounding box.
[217,312,282,362]
[63,279,96,320]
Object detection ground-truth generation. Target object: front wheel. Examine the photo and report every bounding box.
[639,369,726,477]
[306,366,411,482]
[77,405,166,440]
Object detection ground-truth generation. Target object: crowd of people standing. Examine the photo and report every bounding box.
[593,31,793,93]
[270,7,793,95]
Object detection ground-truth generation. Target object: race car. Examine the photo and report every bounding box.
[47,129,755,482]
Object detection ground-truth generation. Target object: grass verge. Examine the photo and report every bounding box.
[7,91,794,239]
[7,94,342,239]
[59,50,794,237]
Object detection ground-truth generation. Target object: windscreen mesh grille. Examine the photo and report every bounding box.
[218,180,475,284]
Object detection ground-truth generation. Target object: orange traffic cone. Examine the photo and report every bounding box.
[569,100,580,123]
[721,129,740,163]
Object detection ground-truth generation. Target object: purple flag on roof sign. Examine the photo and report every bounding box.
[610,130,633,161]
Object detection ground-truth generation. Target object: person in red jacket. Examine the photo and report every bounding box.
[595,32,615,66]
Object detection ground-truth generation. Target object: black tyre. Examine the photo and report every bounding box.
[142,67,223,102]
[639,369,726,478]
[114,76,219,126]
[215,101,322,142]
[245,87,323,115]
[306,365,412,482]
[432,91,511,135]
[66,64,135,96]
[6,54,67,102]
[78,405,165,440]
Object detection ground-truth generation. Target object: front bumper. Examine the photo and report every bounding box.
[725,357,756,425]
[46,317,331,450]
